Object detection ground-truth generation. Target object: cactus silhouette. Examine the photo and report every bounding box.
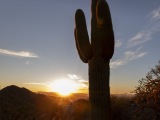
[74,0,114,120]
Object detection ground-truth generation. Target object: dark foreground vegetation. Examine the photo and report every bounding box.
[132,61,160,120]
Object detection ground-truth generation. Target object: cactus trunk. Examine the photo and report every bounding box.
[74,0,114,119]
[89,58,111,119]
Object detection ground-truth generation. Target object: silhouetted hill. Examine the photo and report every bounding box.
[0,85,35,102]
[1,85,136,120]
[1,85,33,95]
[0,85,91,120]
[0,85,58,120]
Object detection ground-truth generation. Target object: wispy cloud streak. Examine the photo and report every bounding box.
[127,7,160,48]
[23,82,47,85]
[23,74,89,91]
[111,47,148,68]
[127,31,152,48]
[115,39,122,48]
[68,74,88,89]
[68,74,80,80]
[0,49,38,58]
[151,7,160,20]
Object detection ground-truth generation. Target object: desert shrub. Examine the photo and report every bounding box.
[132,61,160,120]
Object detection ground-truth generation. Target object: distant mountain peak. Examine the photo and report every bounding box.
[0,85,33,97]
[1,85,21,90]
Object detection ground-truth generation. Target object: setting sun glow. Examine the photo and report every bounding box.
[51,79,78,96]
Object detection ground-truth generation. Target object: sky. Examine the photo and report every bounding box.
[0,0,160,94]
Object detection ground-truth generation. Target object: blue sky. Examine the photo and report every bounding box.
[0,0,160,93]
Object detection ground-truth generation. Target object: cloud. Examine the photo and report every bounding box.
[115,39,122,48]
[0,49,38,58]
[23,74,89,91]
[151,7,160,20]
[127,7,160,48]
[77,79,88,88]
[149,7,160,31]
[110,60,125,68]
[67,74,80,80]
[68,74,88,89]
[110,47,148,68]
[127,31,152,48]
[23,82,47,85]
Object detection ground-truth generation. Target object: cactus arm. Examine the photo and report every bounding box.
[75,9,93,61]
[96,0,114,60]
[74,29,88,63]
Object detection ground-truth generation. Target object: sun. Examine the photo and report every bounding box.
[51,79,78,96]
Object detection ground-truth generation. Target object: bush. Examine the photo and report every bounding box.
[133,61,160,120]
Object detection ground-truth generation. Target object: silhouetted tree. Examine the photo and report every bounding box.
[133,61,160,120]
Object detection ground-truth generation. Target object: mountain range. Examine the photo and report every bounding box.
[0,85,89,120]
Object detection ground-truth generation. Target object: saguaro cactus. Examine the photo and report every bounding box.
[74,0,114,120]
